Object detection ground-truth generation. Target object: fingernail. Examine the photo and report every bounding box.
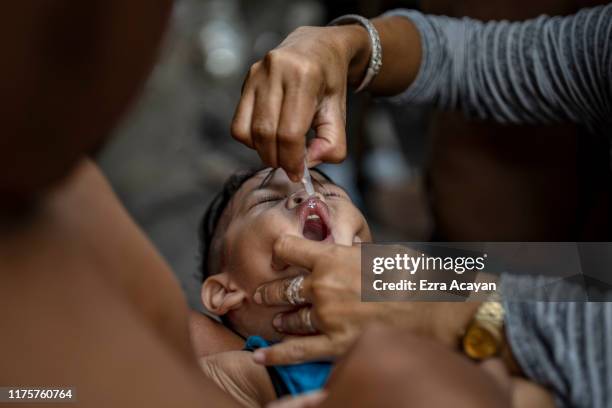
[273,314,283,330]
[253,291,262,304]
[253,349,266,364]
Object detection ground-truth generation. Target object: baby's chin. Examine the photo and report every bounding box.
[228,310,286,342]
[257,328,285,342]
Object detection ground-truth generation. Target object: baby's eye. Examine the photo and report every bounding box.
[250,194,285,209]
[323,191,343,199]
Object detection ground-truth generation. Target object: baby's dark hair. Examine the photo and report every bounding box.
[198,167,333,282]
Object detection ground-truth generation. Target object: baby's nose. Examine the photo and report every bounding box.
[286,190,325,210]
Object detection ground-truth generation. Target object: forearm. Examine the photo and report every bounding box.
[344,5,611,130]
[381,6,612,129]
[345,16,422,96]
[189,310,244,358]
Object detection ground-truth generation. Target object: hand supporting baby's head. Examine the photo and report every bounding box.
[198,167,371,340]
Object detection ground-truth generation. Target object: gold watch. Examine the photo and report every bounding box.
[462,300,505,360]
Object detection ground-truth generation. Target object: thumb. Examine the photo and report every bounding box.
[252,335,334,366]
[307,96,347,166]
[273,235,327,270]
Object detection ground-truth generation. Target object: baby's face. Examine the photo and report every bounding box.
[214,168,371,339]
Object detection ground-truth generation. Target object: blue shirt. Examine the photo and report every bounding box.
[244,336,332,397]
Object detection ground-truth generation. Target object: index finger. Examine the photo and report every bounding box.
[231,87,255,149]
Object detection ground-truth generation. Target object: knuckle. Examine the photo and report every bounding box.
[263,50,278,66]
[251,122,275,140]
[289,342,306,359]
[309,280,327,300]
[230,121,249,142]
[274,235,290,255]
[247,61,262,78]
[327,142,347,163]
[276,127,303,144]
[266,49,321,80]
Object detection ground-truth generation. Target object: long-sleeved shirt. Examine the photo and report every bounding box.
[385,5,612,408]
[386,5,611,134]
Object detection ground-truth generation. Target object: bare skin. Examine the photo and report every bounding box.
[190,310,244,358]
[200,351,276,407]
[0,3,240,405]
[0,160,239,407]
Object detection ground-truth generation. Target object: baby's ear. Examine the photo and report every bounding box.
[201,273,246,316]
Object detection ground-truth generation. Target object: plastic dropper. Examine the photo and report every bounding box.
[301,153,315,196]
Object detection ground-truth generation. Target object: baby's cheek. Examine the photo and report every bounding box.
[334,203,368,233]
[230,213,294,283]
[255,211,300,243]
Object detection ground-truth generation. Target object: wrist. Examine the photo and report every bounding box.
[334,24,370,88]
[433,302,481,348]
[500,328,522,375]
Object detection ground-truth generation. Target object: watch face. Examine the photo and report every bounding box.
[463,325,499,360]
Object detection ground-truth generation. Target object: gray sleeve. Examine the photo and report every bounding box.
[501,274,612,408]
[384,5,612,132]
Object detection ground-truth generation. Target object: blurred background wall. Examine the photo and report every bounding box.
[98,0,609,311]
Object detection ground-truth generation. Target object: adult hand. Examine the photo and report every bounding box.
[231,25,371,182]
[231,16,423,181]
[251,235,480,365]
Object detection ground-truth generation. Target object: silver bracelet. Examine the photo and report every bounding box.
[328,14,382,93]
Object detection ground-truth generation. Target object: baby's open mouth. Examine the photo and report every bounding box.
[299,198,332,242]
[303,213,328,241]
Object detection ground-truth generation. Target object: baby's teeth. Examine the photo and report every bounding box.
[307,214,320,220]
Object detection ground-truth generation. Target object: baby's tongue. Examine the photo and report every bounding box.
[303,218,326,241]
